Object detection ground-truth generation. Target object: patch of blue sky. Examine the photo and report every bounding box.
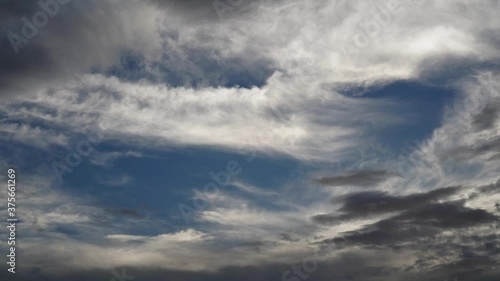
[56,141,306,230]
[341,81,456,155]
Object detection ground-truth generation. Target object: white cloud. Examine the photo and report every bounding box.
[106,229,210,242]
[2,0,500,162]
[0,123,68,148]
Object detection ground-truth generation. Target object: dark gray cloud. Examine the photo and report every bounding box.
[0,0,149,97]
[0,0,276,98]
[3,257,499,281]
[472,99,500,131]
[314,183,499,278]
[324,202,498,247]
[312,186,461,224]
[104,207,146,219]
[406,232,500,281]
[338,186,460,215]
[448,137,500,161]
[392,202,497,229]
[468,180,500,201]
[313,170,397,187]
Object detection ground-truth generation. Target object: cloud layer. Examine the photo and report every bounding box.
[1,1,500,281]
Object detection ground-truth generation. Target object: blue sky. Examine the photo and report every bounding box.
[1,1,500,281]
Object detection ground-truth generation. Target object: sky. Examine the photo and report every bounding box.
[0,0,499,280]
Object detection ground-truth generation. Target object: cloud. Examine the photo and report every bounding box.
[3,252,499,281]
[106,229,210,242]
[314,170,398,187]
[325,201,498,247]
[0,0,160,97]
[2,0,500,101]
[231,180,279,196]
[472,99,500,131]
[97,174,132,186]
[2,0,500,162]
[312,186,461,224]
[0,73,372,161]
[310,180,499,278]
[89,150,143,167]
[104,208,145,219]
[0,122,68,148]
[147,0,264,22]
